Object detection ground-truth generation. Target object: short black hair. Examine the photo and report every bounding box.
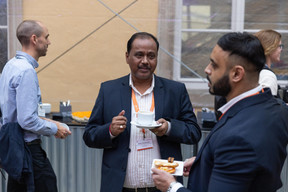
[127,32,159,54]
[217,32,265,72]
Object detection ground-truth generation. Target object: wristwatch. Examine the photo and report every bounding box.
[167,181,177,192]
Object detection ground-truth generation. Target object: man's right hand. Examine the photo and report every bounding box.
[55,122,72,139]
[109,110,127,137]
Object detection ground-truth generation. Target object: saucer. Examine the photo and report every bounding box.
[130,121,162,129]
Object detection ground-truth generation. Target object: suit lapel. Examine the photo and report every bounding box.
[153,76,164,120]
[120,75,132,135]
[194,115,228,161]
[192,89,273,166]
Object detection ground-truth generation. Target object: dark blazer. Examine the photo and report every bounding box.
[83,75,201,192]
[0,122,34,192]
[179,89,288,192]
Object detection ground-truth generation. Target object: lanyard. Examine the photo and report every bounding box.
[219,88,264,120]
[131,89,154,138]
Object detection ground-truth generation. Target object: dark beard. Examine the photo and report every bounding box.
[207,74,231,97]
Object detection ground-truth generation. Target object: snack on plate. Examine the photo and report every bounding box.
[154,157,179,174]
[72,111,92,122]
[168,157,174,163]
[157,166,176,174]
[154,160,179,168]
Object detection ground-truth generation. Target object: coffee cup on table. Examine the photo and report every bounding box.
[137,111,154,125]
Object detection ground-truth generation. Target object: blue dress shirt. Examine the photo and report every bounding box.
[0,51,57,142]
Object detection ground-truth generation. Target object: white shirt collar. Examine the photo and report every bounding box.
[218,85,263,115]
[129,74,155,95]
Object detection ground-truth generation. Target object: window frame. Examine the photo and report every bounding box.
[174,0,288,89]
[0,0,22,74]
[0,0,8,72]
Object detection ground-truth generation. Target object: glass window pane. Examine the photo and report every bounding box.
[245,0,288,30]
[0,0,7,25]
[181,31,288,80]
[181,32,225,78]
[182,0,232,30]
[0,28,7,72]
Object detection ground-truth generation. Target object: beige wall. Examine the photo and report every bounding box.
[21,0,158,112]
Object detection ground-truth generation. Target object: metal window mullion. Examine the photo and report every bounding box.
[6,0,9,60]
[181,29,233,33]
[231,0,245,32]
[173,0,182,81]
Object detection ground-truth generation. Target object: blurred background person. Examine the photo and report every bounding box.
[255,29,283,97]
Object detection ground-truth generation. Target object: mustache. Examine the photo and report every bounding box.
[138,64,151,70]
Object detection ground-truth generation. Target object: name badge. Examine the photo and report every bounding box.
[136,138,153,151]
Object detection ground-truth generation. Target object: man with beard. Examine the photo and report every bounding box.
[83,32,201,192]
[214,30,284,120]
[0,20,71,192]
[152,32,288,192]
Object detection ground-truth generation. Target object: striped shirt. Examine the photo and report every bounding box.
[123,74,161,188]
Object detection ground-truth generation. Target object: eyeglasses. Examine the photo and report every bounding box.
[279,44,284,49]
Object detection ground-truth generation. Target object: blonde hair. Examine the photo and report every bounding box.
[254,29,281,56]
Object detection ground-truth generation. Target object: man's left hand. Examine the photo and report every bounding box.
[150,118,168,136]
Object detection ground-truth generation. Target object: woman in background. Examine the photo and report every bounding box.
[254,29,283,97]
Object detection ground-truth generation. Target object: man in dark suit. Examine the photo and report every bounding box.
[83,32,201,192]
[152,32,288,192]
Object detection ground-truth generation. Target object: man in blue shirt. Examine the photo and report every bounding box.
[0,20,71,192]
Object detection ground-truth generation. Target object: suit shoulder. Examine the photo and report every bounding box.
[101,75,128,87]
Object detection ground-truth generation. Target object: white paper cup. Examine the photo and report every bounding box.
[137,111,154,125]
[42,103,51,114]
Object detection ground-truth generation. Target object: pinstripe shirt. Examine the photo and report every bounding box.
[123,74,161,188]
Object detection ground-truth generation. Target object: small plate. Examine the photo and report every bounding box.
[151,159,183,176]
[130,121,162,129]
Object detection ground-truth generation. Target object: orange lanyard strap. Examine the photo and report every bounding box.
[219,88,264,120]
[243,88,264,99]
[131,89,155,136]
[131,89,154,113]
